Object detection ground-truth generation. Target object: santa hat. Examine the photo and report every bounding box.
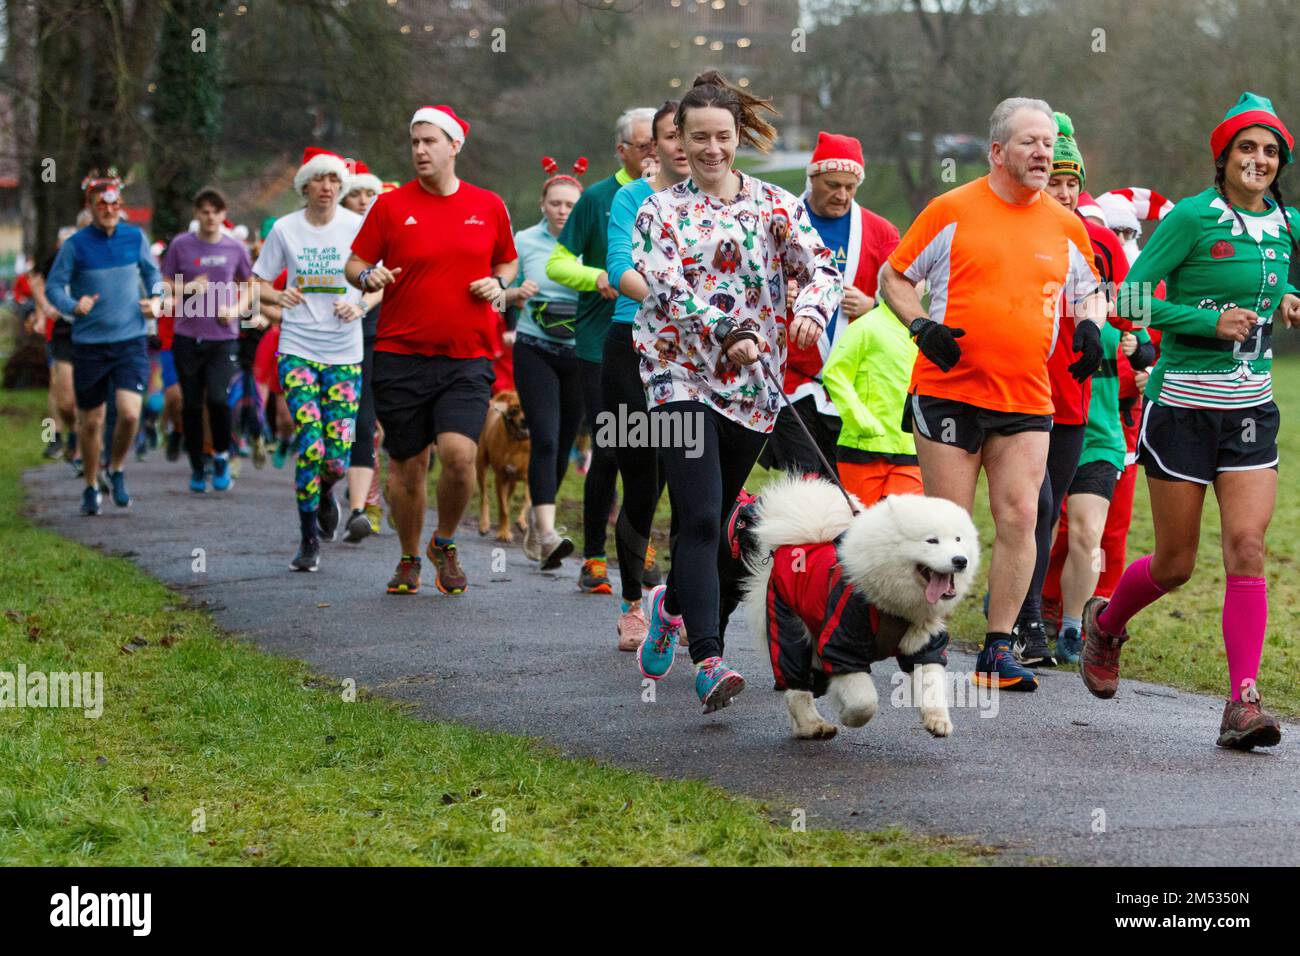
[1076,191,1106,226]
[345,159,384,197]
[410,105,469,146]
[1211,92,1293,166]
[1102,187,1174,224]
[806,131,865,184]
[1095,192,1141,235]
[293,146,350,195]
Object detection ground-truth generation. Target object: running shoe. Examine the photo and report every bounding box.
[695,657,746,714]
[1080,596,1128,700]
[44,438,63,459]
[426,540,468,594]
[317,491,341,542]
[1056,626,1083,665]
[80,486,101,516]
[344,508,372,543]
[229,456,241,480]
[165,431,183,462]
[189,470,206,493]
[212,456,232,491]
[973,639,1038,691]
[144,419,159,450]
[252,434,268,470]
[637,585,680,680]
[290,539,320,572]
[386,555,421,594]
[97,471,112,496]
[70,457,84,478]
[642,542,663,588]
[235,436,251,458]
[538,531,574,571]
[108,470,130,508]
[134,430,148,462]
[365,504,382,535]
[579,557,613,595]
[272,438,290,469]
[1216,680,1282,750]
[616,604,649,652]
[1013,619,1055,667]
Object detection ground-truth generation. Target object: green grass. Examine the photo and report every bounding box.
[544,357,1300,717]
[0,388,985,866]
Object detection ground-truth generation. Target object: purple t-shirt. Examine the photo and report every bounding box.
[160,232,254,341]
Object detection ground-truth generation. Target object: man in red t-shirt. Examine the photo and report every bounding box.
[347,104,518,597]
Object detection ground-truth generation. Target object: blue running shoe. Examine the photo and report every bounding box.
[189,470,207,493]
[973,639,1038,691]
[109,470,131,508]
[80,486,101,516]
[1056,626,1083,665]
[212,455,232,491]
[695,657,746,714]
[637,584,680,680]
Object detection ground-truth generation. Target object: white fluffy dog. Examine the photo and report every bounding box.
[740,476,979,740]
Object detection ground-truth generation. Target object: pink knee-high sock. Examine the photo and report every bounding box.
[1098,555,1168,635]
[1223,576,1267,701]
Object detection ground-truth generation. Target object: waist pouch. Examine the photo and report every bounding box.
[529,299,578,341]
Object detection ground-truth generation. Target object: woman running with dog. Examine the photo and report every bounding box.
[509,157,588,570]
[632,71,842,713]
[1084,93,1300,750]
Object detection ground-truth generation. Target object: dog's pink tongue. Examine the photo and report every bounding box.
[925,572,953,605]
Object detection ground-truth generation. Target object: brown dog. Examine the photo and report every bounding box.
[477,390,531,542]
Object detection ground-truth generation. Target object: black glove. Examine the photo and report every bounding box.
[1118,395,1138,428]
[1068,321,1104,382]
[909,317,965,373]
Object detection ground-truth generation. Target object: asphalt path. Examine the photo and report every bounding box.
[28,455,1300,865]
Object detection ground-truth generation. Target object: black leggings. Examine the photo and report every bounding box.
[513,335,583,505]
[658,401,767,663]
[602,323,668,601]
[581,356,619,559]
[1020,422,1086,622]
[351,336,378,469]
[172,335,237,473]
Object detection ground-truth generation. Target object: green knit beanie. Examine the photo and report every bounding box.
[1052,111,1085,186]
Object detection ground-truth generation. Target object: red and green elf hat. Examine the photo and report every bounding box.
[1210,92,1293,165]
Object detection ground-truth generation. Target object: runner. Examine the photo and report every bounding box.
[509,156,587,569]
[633,71,842,714]
[45,172,163,516]
[339,159,384,542]
[821,301,922,504]
[253,147,370,572]
[27,225,80,466]
[604,99,689,649]
[1011,112,1142,667]
[878,97,1105,692]
[160,186,254,493]
[763,131,900,476]
[1085,93,1300,750]
[346,105,519,596]
[546,106,655,596]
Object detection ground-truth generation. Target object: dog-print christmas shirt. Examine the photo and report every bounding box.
[632,172,842,432]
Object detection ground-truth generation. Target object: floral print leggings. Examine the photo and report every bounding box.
[277,353,361,513]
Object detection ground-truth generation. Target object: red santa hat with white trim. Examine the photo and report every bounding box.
[345,160,384,197]
[293,146,350,195]
[806,132,865,184]
[410,105,470,146]
[1102,187,1174,224]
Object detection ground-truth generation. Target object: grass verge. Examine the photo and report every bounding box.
[0,389,986,865]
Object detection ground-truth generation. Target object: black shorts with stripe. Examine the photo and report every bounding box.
[1138,400,1279,485]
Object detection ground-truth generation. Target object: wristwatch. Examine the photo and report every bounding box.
[712,317,736,344]
[908,316,930,338]
[493,275,508,290]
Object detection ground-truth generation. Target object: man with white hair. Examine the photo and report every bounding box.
[878,97,1108,691]
[346,104,519,597]
[546,106,657,596]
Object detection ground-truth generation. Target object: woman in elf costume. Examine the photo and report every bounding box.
[1083,93,1300,750]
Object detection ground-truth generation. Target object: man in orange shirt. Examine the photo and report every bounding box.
[878,97,1107,691]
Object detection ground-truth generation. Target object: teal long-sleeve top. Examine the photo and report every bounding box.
[606,177,655,325]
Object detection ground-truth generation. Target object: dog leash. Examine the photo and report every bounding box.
[756,352,861,517]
